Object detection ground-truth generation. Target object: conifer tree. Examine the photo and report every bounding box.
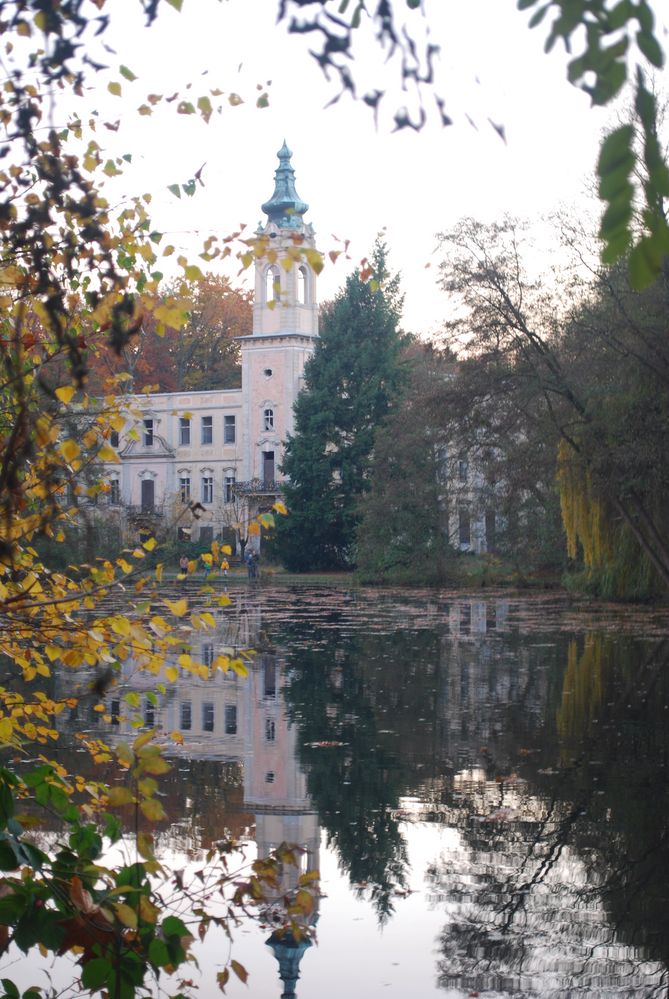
[276,238,408,571]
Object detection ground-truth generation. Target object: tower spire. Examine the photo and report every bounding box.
[261,141,309,229]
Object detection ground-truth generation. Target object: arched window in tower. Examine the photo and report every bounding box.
[263,408,274,431]
[297,265,308,305]
[265,265,280,303]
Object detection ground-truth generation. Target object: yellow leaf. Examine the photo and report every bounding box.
[177,654,192,670]
[221,545,232,555]
[248,521,261,536]
[108,81,122,97]
[0,718,13,743]
[55,385,75,405]
[139,895,160,924]
[140,797,166,821]
[230,658,249,678]
[143,537,157,551]
[155,563,163,583]
[113,902,138,929]
[164,666,178,682]
[273,501,288,515]
[116,742,135,768]
[107,786,135,807]
[170,731,184,745]
[164,598,187,617]
[60,439,80,463]
[98,444,120,462]
[133,730,155,751]
[137,832,155,861]
[111,616,131,636]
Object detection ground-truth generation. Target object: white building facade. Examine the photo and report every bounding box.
[106,143,319,549]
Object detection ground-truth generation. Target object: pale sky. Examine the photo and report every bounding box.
[76,0,668,337]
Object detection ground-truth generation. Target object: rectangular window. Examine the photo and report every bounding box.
[224,415,236,444]
[180,701,192,731]
[263,408,274,431]
[201,416,213,445]
[202,643,214,669]
[224,475,236,504]
[143,419,154,447]
[202,702,215,733]
[458,507,471,546]
[179,417,191,446]
[109,479,121,505]
[180,476,191,504]
[199,526,213,543]
[263,658,277,699]
[202,476,213,504]
[224,705,237,735]
[110,430,120,448]
[144,699,155,728]
[110,699,120,726]
[265,718,276,742]
[458,454,468,483]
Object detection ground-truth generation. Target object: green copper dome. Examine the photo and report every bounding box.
[261,141,309,229]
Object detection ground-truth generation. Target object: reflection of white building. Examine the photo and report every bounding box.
[102,595,319,878]
[103,142,319,547]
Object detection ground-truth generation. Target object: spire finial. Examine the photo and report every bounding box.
[261,143,309,229]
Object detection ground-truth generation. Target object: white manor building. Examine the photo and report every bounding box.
[103,143,496,556]
[105,142,319,550]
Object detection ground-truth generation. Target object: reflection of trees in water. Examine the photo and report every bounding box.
[281,622,450,919]
[429,632,669,997]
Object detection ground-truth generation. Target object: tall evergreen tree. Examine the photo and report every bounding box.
[275,238,408,571]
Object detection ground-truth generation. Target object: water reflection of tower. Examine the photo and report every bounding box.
[244,648,320,997]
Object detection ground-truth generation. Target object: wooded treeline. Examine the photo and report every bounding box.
[280,214,669,600]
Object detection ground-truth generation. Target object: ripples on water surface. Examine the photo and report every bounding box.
[11,587,669,998]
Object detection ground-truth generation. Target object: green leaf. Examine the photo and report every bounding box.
[628,239,657,288]
[0,781,14,828]
[607,0,633,30]
[636,30,664,68]
[162,915,189,938]
[0,895,26,924]
[528,4,549,28]
[82,959,112,990]
[597,125,634,174]
[167,184,181,199]
[148,938,170,968]
[119,65,137,82]
[0,840,19,871]
[165,0,183,8]
[0,980,18,999]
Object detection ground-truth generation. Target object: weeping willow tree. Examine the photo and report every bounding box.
[557,440,662,600]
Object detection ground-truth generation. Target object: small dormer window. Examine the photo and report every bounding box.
[263,408,274,431]
[143,419,154,447]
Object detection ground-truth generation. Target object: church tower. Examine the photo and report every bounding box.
[237,143,319,509]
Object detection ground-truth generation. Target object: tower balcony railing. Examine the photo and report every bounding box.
[232,479,286,497]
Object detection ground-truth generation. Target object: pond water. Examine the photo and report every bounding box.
[10,586,669,998]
